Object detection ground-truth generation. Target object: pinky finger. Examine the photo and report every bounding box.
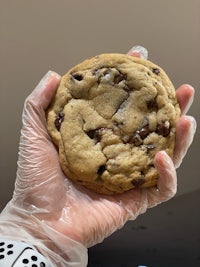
[147,151,177,208]
[173,115,197,168]
[155,151,177,198]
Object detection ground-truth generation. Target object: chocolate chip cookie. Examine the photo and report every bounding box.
[46,54,181,194]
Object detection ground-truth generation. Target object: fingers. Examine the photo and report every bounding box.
[175,85,195,168]
[27,71,61,110]
[127,45,148,60]
[176,84,195,115]
[173,115,197,168]
[148,151,177,207]
[147,114,196,207]
[155,151,177,194]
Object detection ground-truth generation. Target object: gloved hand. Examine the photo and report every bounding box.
[0,47,196,267]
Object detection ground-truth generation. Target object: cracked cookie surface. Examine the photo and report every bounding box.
[46,54,181,194]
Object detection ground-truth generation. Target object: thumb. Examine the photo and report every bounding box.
[20,71,61,142]
[14,71,62,198]
[27,70,61,110]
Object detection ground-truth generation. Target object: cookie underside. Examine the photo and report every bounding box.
[46,54,181,194]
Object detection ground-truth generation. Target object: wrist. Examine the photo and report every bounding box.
[0,201,88,267]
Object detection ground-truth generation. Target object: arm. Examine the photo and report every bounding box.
[0,47,196,266]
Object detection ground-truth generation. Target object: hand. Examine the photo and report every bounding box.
[0,47,196,267]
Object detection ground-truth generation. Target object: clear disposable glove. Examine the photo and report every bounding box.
[0,46,196,267]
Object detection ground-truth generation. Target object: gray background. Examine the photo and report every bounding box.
[0,1,200,266]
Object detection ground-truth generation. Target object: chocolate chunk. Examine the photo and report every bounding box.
[131,177,145,187]
[97,165,106,175]
[71,72,83,81]
[128,119,150,145]
[137,118,150,139]
[137,124,150,140]
[147,99,158,112]
[156,121,171,137]
[87,129,96,139]
[123,84,131,92]
[113,72,127,84]
[152,68,160,75]
[54,112,64,131]
[86,128,103,143]
[128,133,142,146]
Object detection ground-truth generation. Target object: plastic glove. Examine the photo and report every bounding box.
[0,47,196,267]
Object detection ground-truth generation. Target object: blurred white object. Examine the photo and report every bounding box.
[128,45,148,59]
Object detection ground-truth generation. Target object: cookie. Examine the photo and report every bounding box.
[46,54,181,194]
